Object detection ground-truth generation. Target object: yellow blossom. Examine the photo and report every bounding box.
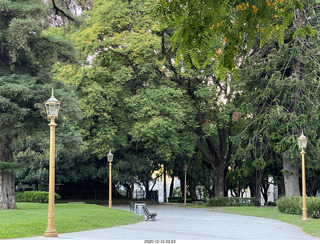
[266,0,271,7]
[252,5,258,14]
[224,37,228,43]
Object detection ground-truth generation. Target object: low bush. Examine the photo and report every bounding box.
[168,196,192,203]
[265,201,277,206]
[15,191,61,203]
[277,197,302,215]
[307,197,320,219]
[207,197,255,207]
[168,197,182,203]
[277,196,320,219]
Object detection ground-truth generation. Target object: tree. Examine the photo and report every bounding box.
[0,0,80,209]
[54,0,174,196]
[155,0,305,71]
[235,1,320,197]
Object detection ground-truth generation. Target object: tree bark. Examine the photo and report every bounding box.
[163,164,167,202]
[189,179,197,201]
[169,176,174,198]
[249,169,262,205]
[283,157,300,197]
[213,165,226,197]
[0,138,17,209]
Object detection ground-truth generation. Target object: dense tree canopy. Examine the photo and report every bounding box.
[1,0,320,207]
[154,0,309,70]
[0,0,82,209]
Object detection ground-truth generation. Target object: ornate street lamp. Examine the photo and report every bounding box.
[44,89,60,237]
[183,164,188,206]
[107,150,114,208]
[298,130,308,221]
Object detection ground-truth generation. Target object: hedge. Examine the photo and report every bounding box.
[207,197,256,207]
[277,196,320,219]
[15,191,61,203]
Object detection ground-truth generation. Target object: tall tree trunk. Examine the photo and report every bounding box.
[214,165,225,197]
[283,157,300,196]
[0,138,17,209]
[249,169,262,205]
[169,176,174,197]
[163,164,167,202]
[189,179,197,201]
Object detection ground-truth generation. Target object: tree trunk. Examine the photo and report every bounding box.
[0,171,17,209]
[0,138,17,209]
[283,157,300,196]
[249,169,262,205]
[189,179,197,201]
[163,164,167,202]
[169,176,174,197]
[180,178,185,199]
[214,165,225,197]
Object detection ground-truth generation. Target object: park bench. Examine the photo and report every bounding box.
[142,206,157,221]
[129,201,135,212]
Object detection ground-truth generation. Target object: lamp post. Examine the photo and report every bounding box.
[183,164,188,206]
[44,89,60,237]
[107,150,114,208]
[298,130,308,221]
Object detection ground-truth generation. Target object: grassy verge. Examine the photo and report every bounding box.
[213,206,320,238]
[0,202,144,239]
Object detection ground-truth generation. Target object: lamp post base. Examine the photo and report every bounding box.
[44,229,58,237]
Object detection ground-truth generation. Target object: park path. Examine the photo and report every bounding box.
[17,204,319,240]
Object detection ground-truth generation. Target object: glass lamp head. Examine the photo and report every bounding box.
[45,89,60,119]
[107,150,114,163]
[298,131,308,149]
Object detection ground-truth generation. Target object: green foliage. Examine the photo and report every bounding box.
[207,197,255,207]
[0,2,84,210]
[277,197,320,219]
[127,84,198,160]
[277,197,302,215]
[15,191,61,203]
[154,0,303,71]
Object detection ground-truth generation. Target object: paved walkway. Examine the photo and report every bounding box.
[18,204,319,240]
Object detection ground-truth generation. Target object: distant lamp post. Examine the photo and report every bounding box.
[183,164,188,206]
[44,89,60,237]
[107,150,114,208]
[298,130,308,221]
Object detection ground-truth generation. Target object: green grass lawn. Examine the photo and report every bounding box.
[214,206,320,238]
[0,202,144,239]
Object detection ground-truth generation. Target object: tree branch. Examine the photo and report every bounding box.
[51,0,75,21]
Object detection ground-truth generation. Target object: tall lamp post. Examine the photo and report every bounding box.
[183,164,188,206]
[107,150,114,208]
[44,89,60,237]
[298,130,308,221]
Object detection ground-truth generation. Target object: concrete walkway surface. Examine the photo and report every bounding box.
[15,204,319,241]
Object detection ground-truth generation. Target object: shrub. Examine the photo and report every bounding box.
[277,196,320,219]
[277,197,302,215]
[207,197,255,207]
[168,197,182,203]
[307,197,320,219]
[15,191,61,203]
[265,201,276,206]
[15,192,24,202]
